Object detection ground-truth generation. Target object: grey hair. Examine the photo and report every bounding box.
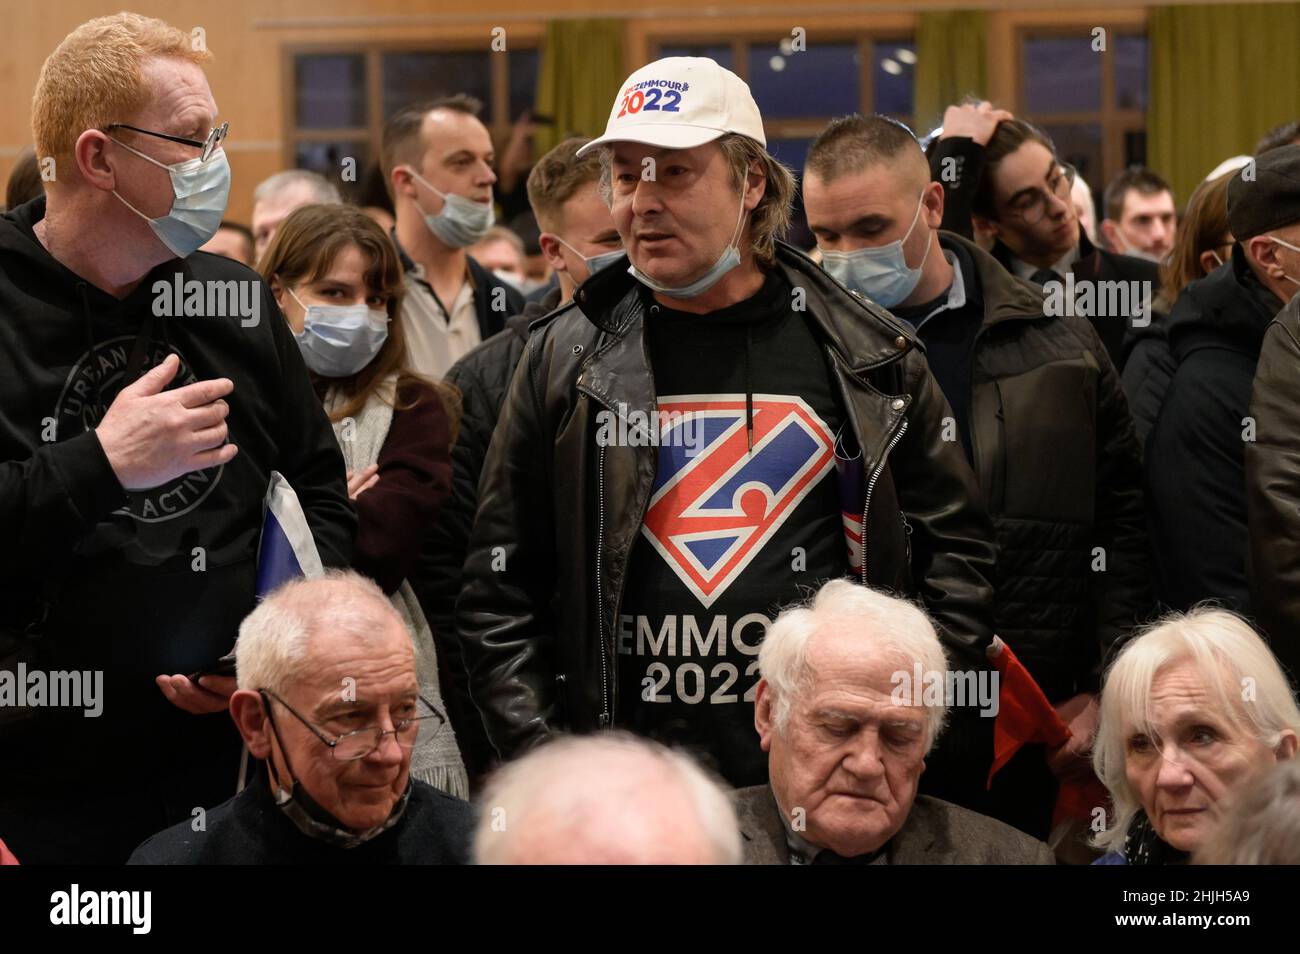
[253,169,341,207]
[596,133,796,266]
[1194,758,1300,864]
[1092,606,1300,855]
[758,580,949,752]
[473,732,742,865]
[234,569,407,694]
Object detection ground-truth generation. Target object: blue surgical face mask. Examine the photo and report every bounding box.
[555,236,624,281]
[404,166,495,248]
[286,286,389,377]
[628,187,748,299]
[110,138,231,258]
[820,194,932,309]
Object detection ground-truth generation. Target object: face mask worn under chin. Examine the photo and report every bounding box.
[820,194,932,309]
[404,166,495,248]
[555,237,625,280]
[264,704,411,849]
[1269,235,1300,288]
[628,187,748,299]
[110,138,231,258]
[287,286,390,377]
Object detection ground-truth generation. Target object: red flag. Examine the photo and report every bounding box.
[986,636,1071,788]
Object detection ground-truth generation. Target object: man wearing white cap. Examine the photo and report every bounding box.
[457,58,998,803]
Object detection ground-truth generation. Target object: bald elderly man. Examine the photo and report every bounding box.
[129,571,473,864]
[473,733,741,864]
[735,580,1054,864]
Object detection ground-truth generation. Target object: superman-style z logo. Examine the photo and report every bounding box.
[641,394,835,608]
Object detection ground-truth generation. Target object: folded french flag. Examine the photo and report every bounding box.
[254,470,324,598]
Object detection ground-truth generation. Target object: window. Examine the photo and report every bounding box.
[286,45,540,199]
[652,34,917,248]
[1019,30,1148,196]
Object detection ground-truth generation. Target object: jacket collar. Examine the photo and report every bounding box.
[940,231,1049,330]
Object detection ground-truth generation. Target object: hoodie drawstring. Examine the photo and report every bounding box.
[744,322,754,454]
[77,281,103,413]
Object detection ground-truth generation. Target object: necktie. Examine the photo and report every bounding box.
[1030,268,1063,287]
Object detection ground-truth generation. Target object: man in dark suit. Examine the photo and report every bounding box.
[737,579,1054,865]
[928,105,1160,371]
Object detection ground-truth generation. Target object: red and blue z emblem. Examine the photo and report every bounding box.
[641,394,835,608]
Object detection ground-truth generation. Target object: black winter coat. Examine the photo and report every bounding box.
[1246,291,1300,679]
[948,233,1148,700]
[1146,245,1283,614]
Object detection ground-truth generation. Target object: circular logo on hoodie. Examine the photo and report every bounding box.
[55,336,226,523]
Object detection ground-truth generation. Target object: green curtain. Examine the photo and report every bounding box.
[914,11,987,135]
[1150,4,1300,205]
[533,19,625,155]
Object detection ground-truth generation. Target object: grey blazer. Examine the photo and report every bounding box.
[733,785,1055,865]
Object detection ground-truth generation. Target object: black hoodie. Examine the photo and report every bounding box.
[0,196,354,863]
[1145,244,1283,613]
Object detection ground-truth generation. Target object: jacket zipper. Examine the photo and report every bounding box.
[861,419,909,583]
[595,443,611,728]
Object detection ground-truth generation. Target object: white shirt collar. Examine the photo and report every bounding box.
[908,250,966,331]
[1010,242,1080,282]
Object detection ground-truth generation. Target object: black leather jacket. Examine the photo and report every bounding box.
[455,243,997,759]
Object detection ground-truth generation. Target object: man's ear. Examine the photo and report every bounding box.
[538,232,568,276]
[923,180,945,229]
[743,159,768,211]
[74,129,115,193]
[1101,218,1125,253]
[1246,234,1283,277]
[754,679,776,752]
[1198,249,1222,276]
[230,689,272,759]
[389,164,418,204]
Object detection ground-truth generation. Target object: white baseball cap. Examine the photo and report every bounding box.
[575,57,765,157]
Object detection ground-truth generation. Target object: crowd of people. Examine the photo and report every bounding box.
[3,11,1300,867]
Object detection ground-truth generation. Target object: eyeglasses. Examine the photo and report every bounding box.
[104,121,230,163]
[259,689,445,761]
[1007,163,1077,225]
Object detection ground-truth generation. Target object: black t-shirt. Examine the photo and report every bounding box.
[616,270,850,786]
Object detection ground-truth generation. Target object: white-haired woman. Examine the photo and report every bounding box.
[1092,607,1299,864]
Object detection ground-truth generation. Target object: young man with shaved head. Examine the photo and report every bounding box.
[803,115,1147,838]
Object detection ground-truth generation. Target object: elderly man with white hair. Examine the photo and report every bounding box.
[473,733,741,864]
[129,571,473,864]
[1092,607,1299,865]
[735,579,1054,864]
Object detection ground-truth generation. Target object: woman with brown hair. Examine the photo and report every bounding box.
[1122,168,1237,447]
[258,202,468,798]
